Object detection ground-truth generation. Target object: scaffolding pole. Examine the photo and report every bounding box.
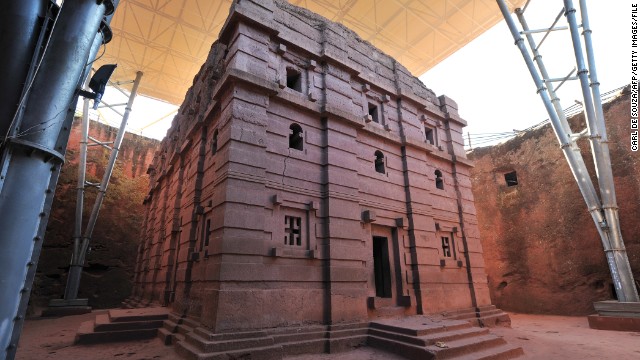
[0,1,116,357]
[496,0,639,302]
[60,71,143,303]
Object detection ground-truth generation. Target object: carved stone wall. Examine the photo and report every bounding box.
[131,0,494,332]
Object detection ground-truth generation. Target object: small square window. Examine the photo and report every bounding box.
[425,127,435,145]
[284,216,302,246]
[286,68,302,92]
[368,103,379,123]
[504,171,518,187]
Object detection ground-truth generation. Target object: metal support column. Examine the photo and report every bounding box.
[0,0,116,357]
[564,0,638,302]
[496,0,639,302]
[62,71,143,302]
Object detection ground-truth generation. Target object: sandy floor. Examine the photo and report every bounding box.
[15,311,640,359]
[491,313,640,360]
[16,311,179,360]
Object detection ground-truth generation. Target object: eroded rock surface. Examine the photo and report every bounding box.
[469,88,640,315]
[31,119,159,310]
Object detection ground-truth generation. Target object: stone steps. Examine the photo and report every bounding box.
[425,334,508,359]
[159,314,199,345]
[175,339,284,360]
[370,318,471,337]
[440,306,512,328]
[367,316,523,360]
[173,322,369,359]
[368,325,490,347]
[453,344,525,360]
[75,307,169,345]
[162,315,520,360]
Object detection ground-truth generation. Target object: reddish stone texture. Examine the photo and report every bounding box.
[130,0,496,337]
[469,88,640,315]
[32,118,159,310]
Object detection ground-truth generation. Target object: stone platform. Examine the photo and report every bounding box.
[588,300,640,332]
[158,313,523,360]
[75,307,169,344]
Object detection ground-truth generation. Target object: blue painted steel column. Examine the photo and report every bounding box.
[0,0,116,357]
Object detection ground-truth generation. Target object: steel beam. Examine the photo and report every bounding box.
[497,0,639,304]
[0,0,115,357]
[564,0,639,302]
[64,71,143,301]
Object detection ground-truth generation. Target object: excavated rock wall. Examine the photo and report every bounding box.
[31,118,159,310]
[469,89,640,315]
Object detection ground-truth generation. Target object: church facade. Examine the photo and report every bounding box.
[130,0,499,346]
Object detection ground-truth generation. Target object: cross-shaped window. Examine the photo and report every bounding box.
[285,216,302,246]
[442,236,451,257]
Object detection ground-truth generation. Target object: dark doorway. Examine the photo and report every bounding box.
[373,236,392,298]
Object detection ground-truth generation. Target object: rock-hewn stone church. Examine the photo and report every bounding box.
[128,0,512,357]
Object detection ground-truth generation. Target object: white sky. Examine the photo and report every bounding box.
[95,1,629,144]
[420,1,628,147]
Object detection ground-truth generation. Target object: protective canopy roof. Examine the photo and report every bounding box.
[98,0,526,105]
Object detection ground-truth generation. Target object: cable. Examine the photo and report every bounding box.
[3,1,65,142]
[464,85,627,149]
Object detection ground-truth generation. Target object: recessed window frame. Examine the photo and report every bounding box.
[286,67,302,92]
[368,102,380,124]
[211,129,218,155]
[284,215,302,246]
[425,126,436,145]
[374,150,385,174]
[504,171,518,187]
[441,236,452,258]
[289,123,304,151]
[435,170,444,190]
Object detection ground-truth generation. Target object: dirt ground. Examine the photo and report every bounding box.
[15,311,640,359]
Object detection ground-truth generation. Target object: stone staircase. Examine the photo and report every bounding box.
[159,314,521,360]
[158,313,200,345]
[160,318,369,360]
[440,306,512,328]
[367,316,523,360]
[74,307,522,359]
[120,296,153,309]
[75,307,169,344]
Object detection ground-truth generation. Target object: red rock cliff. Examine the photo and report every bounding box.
[31,118,160,310]
[469,88,640,315]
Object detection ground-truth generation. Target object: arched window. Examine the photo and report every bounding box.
[374,151,385,174]
[289,123,304,151]
[435,170,444,190]
[211,129,218,155]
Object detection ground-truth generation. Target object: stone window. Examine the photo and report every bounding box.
[435,170,444,190]
[211,129,218,155]
[284,215,302,246]
[289,123,304,151]
[441,236,452,257]
[374,150,385,174]
[199,218,211,253]
[425,126,435,145]
[504,171,518,187]
[368,102,380,123]
[286,68,302,92]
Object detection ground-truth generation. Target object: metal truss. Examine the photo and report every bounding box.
[57,71,144,303]
[497,0,639,302]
